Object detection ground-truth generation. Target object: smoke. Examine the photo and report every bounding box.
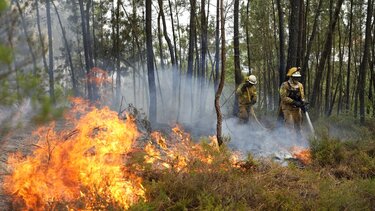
[222,117,310,158]
[115,68,311,158]
[0,99,32,132]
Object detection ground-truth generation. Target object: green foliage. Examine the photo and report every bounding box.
[0,45,12,64]
[310,135,345,166]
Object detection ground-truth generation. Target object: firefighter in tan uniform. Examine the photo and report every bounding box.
[280,67,308,138]
[236,75,257,123]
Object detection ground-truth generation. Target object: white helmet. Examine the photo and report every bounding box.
[291,71,302,77]
[247,75,257,85]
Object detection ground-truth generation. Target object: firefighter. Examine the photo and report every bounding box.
[236,75,257,123]
[279,67,308,138]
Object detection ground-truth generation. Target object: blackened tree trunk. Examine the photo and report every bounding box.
[46,0,55,103]
[358,0,373,124]
[146,0,157,124]
[187,0,196,78]
[286,0,301,71]
[233,0,241,115]
[310,0,344,108]
[215,0,225,146]
[276,0,286,84]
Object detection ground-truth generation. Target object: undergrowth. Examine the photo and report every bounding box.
[129,116,375,210]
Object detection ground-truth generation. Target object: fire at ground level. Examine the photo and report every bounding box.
[0,100,314,210]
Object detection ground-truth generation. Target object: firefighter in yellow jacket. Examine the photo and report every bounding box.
[280,67,307,138]
[236,75,257,123]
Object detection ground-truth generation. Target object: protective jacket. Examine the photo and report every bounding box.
[280,81,305,110]
[236,83,257,106]
[236,83,257,122]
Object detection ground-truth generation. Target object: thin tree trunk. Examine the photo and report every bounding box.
[302,0,323,87]
[79,0,92,100]
[346,0,354,112]
[146,0,157,124]
[214,0,220,90]
[215,0,225,146]
[15,0,37,75]
[310,0,344,108]
[358,0,373,124]
[52,1,77,96]
[233,0,241,116]
[276,0,286,84]
[46,0,55,103]
[157,12,165,69]
[35,0,48,77]
[187,0,196,78]
[246,0,251,72]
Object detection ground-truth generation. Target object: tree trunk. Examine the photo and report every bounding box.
[15,0,37,76]
[52,1,77,96]
[310,0,344,109]
[233,0,241,116]
[157,12,165,69]
[246,0,251,71]
[79,0,92,100]
[146,0,157,124]
[214,0,220,90]
[286,0,301,71]
[358,0,373,124]
[46,0,56,103]
[276,0,286,84]
[187,0,196,78]
[302,0,323,87]
[35,0,48,78]
[345,0,354,112]
[215,0,225,146]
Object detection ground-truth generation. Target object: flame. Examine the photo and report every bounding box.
[4,99,243,209]
[144,125,217,172]
[290,146,312,165]
[4,99,145,210]
[87,67,111,86]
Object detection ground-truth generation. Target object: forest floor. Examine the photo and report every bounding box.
[0,114,374,210]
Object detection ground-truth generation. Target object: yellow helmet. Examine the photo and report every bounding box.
[287,67,302,77]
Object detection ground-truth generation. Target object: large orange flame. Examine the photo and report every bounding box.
[4,99,144,210]
[4,99,242,210]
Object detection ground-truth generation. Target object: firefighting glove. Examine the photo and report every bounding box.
[301,102,309,113]
[250,96,257,105]
[292,100,303,108]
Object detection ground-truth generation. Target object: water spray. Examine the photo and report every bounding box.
[304,111,316,138]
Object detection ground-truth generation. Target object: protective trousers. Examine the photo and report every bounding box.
[238,104,255,124]
[282,108,302,139]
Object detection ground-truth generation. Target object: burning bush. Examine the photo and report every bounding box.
[4,99,145,210]
[3,98,231,210]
